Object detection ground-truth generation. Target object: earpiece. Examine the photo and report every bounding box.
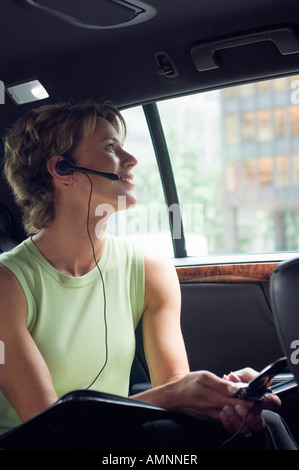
[55,159,119,181]
[56,160,74,176]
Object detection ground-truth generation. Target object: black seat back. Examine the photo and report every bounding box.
[270,257,299,385]
[0,203,18,253]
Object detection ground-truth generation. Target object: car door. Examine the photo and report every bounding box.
[125,76,299,443]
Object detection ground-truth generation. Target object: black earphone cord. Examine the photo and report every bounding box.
[219,405,257,448]
[83,174,109,390]
[80,176,256,443]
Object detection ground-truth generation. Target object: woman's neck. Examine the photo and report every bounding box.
[32,216,107,277]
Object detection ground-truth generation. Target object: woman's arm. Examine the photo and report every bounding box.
[133,253,281,434]
[141,251,190,387]
[0,265,58,423]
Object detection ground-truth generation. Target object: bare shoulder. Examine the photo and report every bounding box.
[144,249,177,277]
[0,262,24,293]
[0,263,27,322]
[143,249,180,310]
[0,262,17,280]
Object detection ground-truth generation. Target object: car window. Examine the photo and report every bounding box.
[156,74,299,259]
[106,106,174,257]
[107,74,299,260]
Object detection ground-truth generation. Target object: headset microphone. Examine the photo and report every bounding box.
[55,160,119,181]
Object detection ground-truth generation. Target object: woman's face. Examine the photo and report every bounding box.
[71,117,138,212]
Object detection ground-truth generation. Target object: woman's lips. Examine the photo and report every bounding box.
[119,173,134,184]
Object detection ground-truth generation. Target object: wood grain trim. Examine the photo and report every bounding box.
[176,263,278,283]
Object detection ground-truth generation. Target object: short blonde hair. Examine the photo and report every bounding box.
[3,101,126,234]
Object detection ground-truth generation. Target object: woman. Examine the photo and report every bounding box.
[0,101,282,448]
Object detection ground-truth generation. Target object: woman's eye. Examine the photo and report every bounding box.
[106,143,115,151]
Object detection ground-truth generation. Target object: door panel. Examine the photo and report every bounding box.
[180,282,283,377]
[131,262,283,384]
[130,260,299,442]
[178,263,283,376]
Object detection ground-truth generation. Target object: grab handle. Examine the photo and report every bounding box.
[191,27,299,71]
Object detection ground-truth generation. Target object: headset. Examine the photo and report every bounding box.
[84,173,109,390]
[55,155,117,389]
[55,157,120,181]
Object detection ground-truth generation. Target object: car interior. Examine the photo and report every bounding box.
[1,0,299,448]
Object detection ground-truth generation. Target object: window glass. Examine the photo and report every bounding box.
[157,75,299,257]
[242,112,255,141]
[226,161,239,192]
[106,106,174,257]
[276,155,289,187]
[239,83,255,97]
[274,108,286,138]
[225,114,239,145]
[243,159,257,188]
[293,153,299,186]
[259,156,273,185]
[273,77,287,91]
[257,110,272,141]
[257,81,270,94]
[290,105,299,136]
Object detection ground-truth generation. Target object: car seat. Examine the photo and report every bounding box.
[270,257,299,387]
[0,203,19,253]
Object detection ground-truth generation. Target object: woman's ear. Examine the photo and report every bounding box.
[47,155,70,182]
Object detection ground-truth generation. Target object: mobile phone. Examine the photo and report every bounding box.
[235,357,297,402]
[270,376,298,397]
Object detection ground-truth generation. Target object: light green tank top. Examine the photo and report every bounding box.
[0,236,145,435]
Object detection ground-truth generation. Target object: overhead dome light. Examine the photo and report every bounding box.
[7,80,49,105]
[18,0,157,30]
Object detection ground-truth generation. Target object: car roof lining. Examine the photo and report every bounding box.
[2,1,299,109]
[1,0,299,242]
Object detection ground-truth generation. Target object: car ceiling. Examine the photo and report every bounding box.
[1,0,299,241]
[1,1,299,121]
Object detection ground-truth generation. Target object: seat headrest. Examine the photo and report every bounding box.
[0,203,12,235]
[273,256,299,274]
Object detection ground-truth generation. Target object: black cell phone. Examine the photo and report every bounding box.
[236,357,297,402]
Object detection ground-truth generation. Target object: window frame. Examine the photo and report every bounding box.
[142,103,187,258]
[125,74,299,265]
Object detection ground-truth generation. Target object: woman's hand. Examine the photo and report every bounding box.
[134,368,281,436]
[160,370,245,421]
[219,367,281,435]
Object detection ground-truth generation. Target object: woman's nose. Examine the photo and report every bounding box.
[120,149,138,168]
